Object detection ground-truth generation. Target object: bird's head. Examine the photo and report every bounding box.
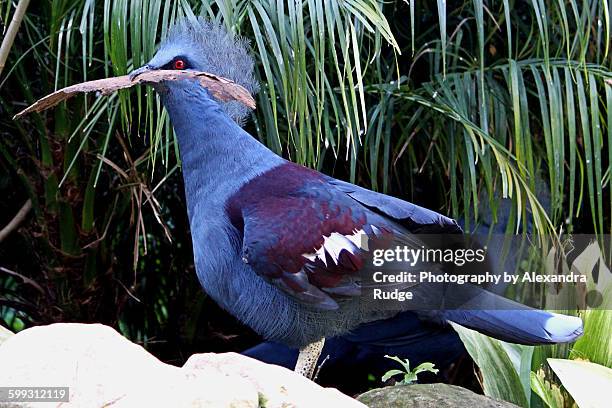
[130,17,259,124]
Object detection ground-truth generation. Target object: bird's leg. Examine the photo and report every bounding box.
[294,338,325,379]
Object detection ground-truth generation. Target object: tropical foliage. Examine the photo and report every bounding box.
[381,355,439,385]
[452,241,611,408]
[0,0,610,402]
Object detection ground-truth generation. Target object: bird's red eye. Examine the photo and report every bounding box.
[174,59,186,70]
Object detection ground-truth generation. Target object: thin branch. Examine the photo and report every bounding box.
[313,354,330,382]
[82,195,119,250]
[0,199,32,243]
[0,266,45,295]
[113,277,141,303]
[0,2,32,242]
[0,0,31,76]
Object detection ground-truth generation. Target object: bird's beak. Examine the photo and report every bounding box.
[128,64,152,81]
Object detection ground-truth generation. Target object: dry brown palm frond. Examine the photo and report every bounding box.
[13,70,256,119]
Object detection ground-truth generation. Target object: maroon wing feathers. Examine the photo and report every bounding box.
[226,163,393,310]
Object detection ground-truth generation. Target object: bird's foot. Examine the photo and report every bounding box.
[294,338,325,379]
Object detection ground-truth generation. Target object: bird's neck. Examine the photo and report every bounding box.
[162,84,283,210]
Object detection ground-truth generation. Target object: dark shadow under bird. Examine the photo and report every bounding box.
[130,18,583,378]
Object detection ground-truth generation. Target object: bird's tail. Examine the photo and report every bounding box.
[409,268,584,345]
[441,309,583,344]
[446,178,583,344]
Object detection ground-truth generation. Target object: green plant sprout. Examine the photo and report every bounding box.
[381,355,439,385]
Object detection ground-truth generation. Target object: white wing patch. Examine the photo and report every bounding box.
[302,229,369,266]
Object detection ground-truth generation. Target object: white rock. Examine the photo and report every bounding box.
[184,353,363,407]
[0,326,12,346]
[0,323,364,408]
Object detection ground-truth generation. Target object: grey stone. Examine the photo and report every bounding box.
[358,383,520,408]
